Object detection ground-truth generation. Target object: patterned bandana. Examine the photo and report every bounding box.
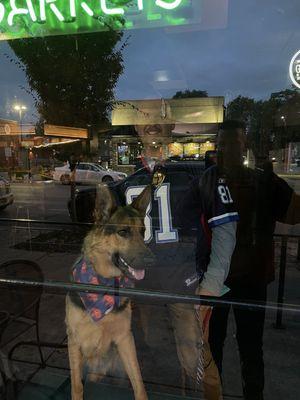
[72,256,133,323]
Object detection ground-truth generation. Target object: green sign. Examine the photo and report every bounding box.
[0,0,202,41]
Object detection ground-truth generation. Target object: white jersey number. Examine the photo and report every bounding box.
[126,186,153,243]
[218,185,233,204]
[126,183,178,244]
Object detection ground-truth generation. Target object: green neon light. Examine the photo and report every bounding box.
[156,0,182,10]
[100,0,125,15]
[0,1,202,41]
[148,13,161,21]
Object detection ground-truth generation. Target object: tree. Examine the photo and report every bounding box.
[226,89,300,165]
[7,14,130,221]
[269,89,300,152]
[9,30,126,133]
[173,89,208,99]
[226,95,256,122]
[226,95,264,161]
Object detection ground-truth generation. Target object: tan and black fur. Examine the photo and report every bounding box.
[66,185,153,400]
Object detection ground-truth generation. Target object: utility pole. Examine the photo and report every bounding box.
[13,104,28,179]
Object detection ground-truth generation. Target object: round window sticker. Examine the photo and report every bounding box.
[4,124,11,135]
[289,50,300,89]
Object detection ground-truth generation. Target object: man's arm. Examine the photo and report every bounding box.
[196,166,238,297]
[196,221,236,334]
[198,221,237,297]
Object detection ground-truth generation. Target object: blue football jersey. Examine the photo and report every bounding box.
[125,164,238,293]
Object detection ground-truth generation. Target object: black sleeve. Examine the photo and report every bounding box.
[271,173,293,221]
[199,166,239,228]
[175,179,202,234]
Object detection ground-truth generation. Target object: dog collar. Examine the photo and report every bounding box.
[72,256,133,323]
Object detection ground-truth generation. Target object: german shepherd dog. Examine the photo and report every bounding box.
[66,185,153,400]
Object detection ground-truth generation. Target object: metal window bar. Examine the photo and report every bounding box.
[0,217,299,321]
[0,278,299,314]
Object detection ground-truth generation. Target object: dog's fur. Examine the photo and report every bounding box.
[66,185,153,400]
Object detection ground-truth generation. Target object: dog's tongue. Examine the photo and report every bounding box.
[129,266,145,280]
[134,269,145,280]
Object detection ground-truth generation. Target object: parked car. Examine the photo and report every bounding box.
[0,177,14,210]
[68,161,205,222]
[53,162,127,185]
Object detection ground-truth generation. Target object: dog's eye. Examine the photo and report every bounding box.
[117,229,130,238]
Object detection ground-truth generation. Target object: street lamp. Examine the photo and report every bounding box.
[14,104,27,122]
[13,104,29,179]
[281,115,287,128]
[13,104,27,138]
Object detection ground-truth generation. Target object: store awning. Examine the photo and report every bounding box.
[0,119,36,135]
[44,124,88,139]
[112,97,224,126]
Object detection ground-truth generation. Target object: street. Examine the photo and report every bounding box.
[2,176,300,232]
[1,181,72,222]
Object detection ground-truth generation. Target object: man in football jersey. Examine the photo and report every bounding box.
[208,120,300,400]
[131,123,238,400]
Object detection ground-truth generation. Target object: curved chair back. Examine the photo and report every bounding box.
[0,260,44,320]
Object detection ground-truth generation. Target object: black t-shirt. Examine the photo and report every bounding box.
[125,164,238,294]
[223,166,293,286]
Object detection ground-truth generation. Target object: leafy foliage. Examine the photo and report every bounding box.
[8,29,128,130]
[226,89,300,160]
[173,89,208,99]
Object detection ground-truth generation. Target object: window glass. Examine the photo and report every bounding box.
[0,1,300,399]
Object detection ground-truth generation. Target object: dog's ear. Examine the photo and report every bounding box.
[131,185,151,216]
[94,184,117,226]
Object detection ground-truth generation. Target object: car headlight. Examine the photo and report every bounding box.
[118,174,126,178]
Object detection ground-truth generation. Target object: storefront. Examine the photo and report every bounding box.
[101,128,217,173]
[110,97,223,172]
[168,140,215,159]
[0,119,89,177]
[0,118,36,172]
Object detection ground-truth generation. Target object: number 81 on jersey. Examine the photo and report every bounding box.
[126,184,178,244]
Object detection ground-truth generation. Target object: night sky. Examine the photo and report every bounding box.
[0,0,299,123]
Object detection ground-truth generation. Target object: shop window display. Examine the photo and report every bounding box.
[117,143,141,165]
